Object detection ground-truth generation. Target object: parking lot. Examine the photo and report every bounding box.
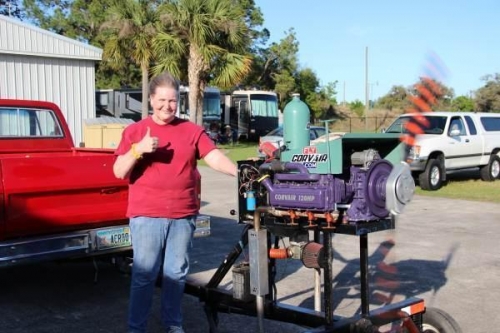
[1,166,500,333]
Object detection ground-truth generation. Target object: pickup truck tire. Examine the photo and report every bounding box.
[479,155,500,181]
[421,307,463,333]
[419,159,443,191]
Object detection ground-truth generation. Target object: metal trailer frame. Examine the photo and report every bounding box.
[184,217,426,333]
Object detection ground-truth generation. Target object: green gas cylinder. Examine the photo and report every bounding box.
[281,93,311,162]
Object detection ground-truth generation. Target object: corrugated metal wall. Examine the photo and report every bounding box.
[0,15,102,60]
[0,54,96,146]
[0,15,102,147]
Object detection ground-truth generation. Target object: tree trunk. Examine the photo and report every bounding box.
[188,75,200,125]
[141,64,149,119]
[197,80,206,125]
[188,46,204,125]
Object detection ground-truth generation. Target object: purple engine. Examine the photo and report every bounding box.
[259,160,393,221]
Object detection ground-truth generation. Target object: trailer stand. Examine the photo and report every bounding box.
[184,217,431,333]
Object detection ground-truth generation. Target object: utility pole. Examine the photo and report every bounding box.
[365,47,369,131]
[370,81,379,105]
[343,81,346,106]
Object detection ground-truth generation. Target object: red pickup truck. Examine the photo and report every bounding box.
[0,99,132,267]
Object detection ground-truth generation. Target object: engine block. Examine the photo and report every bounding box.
[257,157,402,222]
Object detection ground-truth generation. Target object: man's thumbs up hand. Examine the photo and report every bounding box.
[136,127,159,154]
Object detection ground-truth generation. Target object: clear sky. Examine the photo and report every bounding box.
[255,0,500,103]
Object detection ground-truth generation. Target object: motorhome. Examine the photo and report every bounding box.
[221,90,279,141]
[96,86,222,127]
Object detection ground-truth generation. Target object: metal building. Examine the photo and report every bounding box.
[0,15,102,146]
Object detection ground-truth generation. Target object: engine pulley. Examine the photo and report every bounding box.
[385,162,415,215]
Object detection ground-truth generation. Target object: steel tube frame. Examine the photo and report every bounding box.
[183,217,425,333]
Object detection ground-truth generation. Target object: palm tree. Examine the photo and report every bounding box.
[101,0,162,119]
[153,0,252,125]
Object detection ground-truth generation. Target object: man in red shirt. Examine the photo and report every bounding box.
[113,71,237,333]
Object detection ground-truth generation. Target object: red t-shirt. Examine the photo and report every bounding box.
[115,117,216,218]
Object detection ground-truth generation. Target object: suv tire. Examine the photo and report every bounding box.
[419,159,443,191]
[480,154,500,181]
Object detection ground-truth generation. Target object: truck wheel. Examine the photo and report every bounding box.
[419,159,443,191]
[480,155,500,181]
[422,307,462,333]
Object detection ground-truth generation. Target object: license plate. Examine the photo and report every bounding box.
[96,227,132,250]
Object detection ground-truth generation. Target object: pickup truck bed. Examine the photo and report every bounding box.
[0,149,128,240]
[0,149,131,267]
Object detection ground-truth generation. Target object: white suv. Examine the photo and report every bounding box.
[385,112,500,190]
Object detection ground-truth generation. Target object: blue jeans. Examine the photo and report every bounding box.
[128,216,196,333]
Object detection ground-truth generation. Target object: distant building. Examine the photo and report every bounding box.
[0,15,102,146]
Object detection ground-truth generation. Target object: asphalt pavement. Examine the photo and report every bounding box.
[1,166,500,332]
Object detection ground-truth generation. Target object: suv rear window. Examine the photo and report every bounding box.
[480,117,500,132]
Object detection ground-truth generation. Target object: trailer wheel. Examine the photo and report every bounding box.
[418,159,443,191]
[480,154,500,181]
[421,307,462,333]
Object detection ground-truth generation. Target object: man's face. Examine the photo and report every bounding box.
[150,86,178,125]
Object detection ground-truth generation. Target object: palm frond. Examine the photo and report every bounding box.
[212,52,253,88]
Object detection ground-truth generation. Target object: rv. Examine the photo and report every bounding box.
[96,88,147,121]
[221,90,279,141]
[96,86,221,127]
[177,86,221,128]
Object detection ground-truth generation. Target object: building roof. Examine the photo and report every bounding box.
[0,15,102,61]
[84,116,135,126]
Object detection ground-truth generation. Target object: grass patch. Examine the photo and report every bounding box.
[198,143,259,167]
[415,170,500,203]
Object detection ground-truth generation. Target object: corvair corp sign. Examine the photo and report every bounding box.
[291,146,328,168]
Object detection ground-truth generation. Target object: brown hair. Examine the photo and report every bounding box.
[149,71,179,96]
